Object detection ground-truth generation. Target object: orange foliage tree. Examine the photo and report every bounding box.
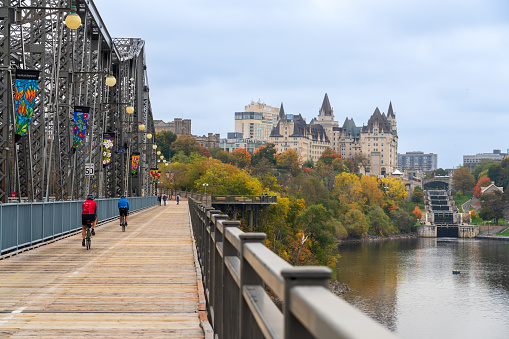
[231,148,251,168]
[412,206,423,220]
[473,177,491,198]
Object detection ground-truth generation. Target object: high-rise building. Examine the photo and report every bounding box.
[398,152,438,172]
[235,101,279,141]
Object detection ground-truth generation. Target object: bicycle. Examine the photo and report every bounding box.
[120,214,126,232]
[85,219,92,250]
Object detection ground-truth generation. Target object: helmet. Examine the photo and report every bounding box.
[86,194,93,200]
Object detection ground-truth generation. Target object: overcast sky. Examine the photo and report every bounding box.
[95,0,509,169]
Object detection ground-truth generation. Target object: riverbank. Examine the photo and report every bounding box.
[340,232,418,244]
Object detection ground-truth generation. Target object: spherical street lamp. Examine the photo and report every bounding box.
[138,123,145,131]
[126,103,134,114]
[152,144,158,150]
[160,155,164,160]
[65,6,81,30]
[157,151,161,155]
[146,133,152,139]
[105,71,116,87]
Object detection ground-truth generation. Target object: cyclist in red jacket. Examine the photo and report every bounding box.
[82,195,97,247]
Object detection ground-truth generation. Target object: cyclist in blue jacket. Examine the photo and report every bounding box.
[118,196,129,226]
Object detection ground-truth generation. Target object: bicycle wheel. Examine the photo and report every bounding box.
[86,228,91,250]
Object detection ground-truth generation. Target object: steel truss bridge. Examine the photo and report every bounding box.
[0,0,156,203]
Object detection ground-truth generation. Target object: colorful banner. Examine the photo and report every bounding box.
[150,168,160,183]
[102,133,115,167]
[131,153,140,175]
[14,70,40,143]
[72,106,90,153]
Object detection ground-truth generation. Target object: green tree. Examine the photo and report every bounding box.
[434,168,448,176]
[452,166,475,192]
[214,150,234,164]
[479,191,506,224]
[390,209,415,233]
[411,190,424,204]
[297,205,343,269]
[251,143,277,166]
[342,209,368,238]
[473,161,497,181]
[170,135,202,156]
[367,205,394,236]
[302,159,314,169]
[209,147,223,158]
[155,131,177,159]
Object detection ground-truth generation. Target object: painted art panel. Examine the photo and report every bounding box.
[14,70,39,142]
[102,133,115,167]
[72,106,90,152]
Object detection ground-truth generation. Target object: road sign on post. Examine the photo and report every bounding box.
[85,163,94,176]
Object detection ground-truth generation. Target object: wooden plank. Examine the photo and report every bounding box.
[0,201,205,338]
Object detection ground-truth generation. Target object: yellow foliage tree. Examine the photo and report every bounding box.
[334,172,364,207]
[381,176,407,207]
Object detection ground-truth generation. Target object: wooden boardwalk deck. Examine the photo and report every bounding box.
[0,200,205,338]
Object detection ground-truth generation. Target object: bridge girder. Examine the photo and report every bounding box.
[0,0,156,202]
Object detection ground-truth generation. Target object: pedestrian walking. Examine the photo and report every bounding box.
[176,194,180,205]
[158,195,161,206]
[163,194,167,206]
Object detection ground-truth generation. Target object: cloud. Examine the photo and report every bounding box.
[95,0,509,168]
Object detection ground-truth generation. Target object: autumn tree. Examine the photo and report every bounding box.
[360,175,384,208]
[473,177,492,198]
[198,146,211,158]
[276,149,301,176]
[170,135,202,156]
[334,172,363,207]
[381,176,408,207]
[479,191,506,224]
[317,148,341,166]
[452,166,475,193]
[195,160,263,195]
[231,148,252,169]
[412,206,423,220]
[155,131,177,159]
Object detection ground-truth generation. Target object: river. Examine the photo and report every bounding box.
[336,237,509,339]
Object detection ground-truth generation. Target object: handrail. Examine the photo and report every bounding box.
[0,196,157,255]
[188,198,397,339]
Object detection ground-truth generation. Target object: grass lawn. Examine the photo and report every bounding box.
[453,192,473,209]
[498,228,509,236]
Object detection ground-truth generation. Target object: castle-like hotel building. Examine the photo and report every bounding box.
[268,94,398,176]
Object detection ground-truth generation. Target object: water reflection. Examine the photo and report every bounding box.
[337,238,509,339]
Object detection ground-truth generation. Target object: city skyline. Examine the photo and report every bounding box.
[95,0,509,169]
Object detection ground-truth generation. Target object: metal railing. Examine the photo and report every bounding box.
[0,196,157,255]
[211,195,277,204]
[189,198,397,339]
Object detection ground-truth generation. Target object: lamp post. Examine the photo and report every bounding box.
[203,183,209,194]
